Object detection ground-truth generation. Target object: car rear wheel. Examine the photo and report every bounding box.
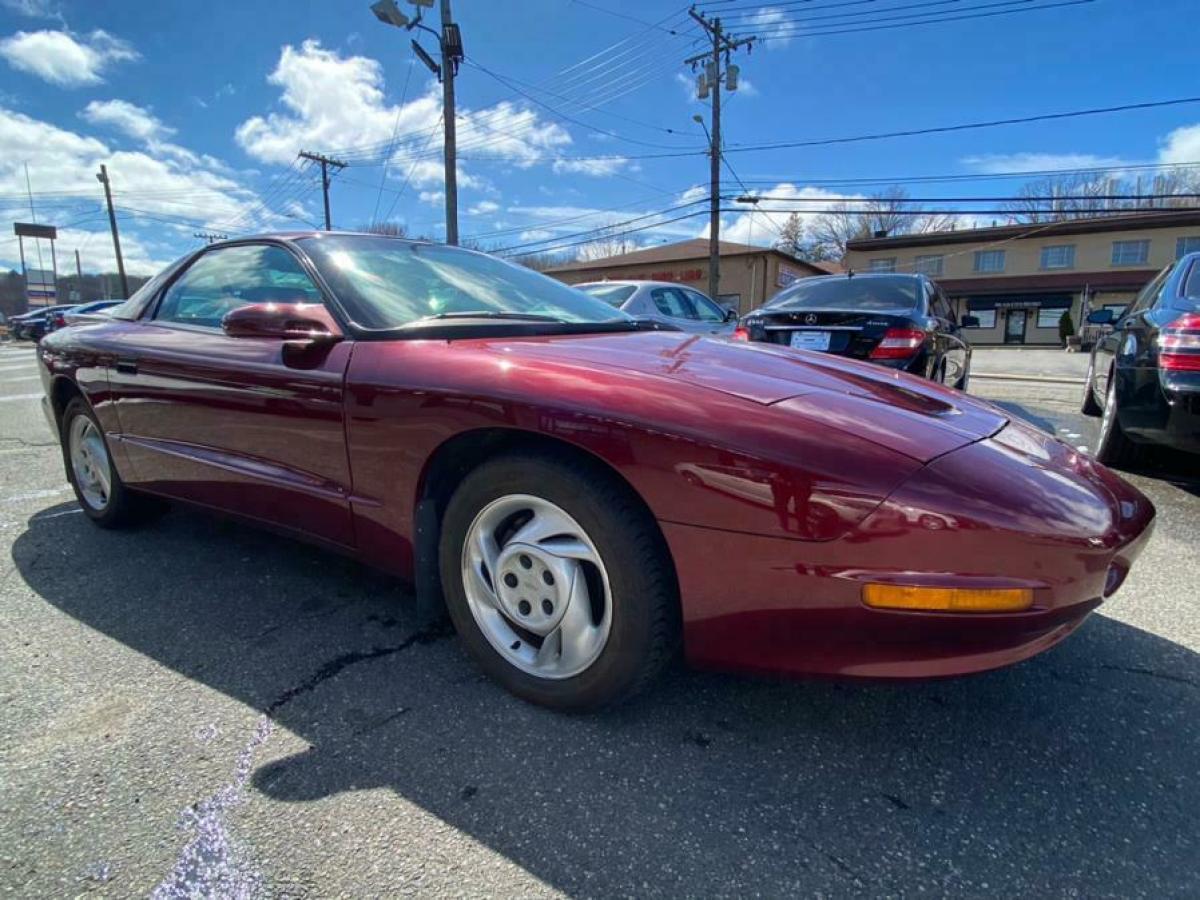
[439,453,679,711]
[1081,356,1103,416]
[953,358,971,392]
[62,398,164,528]
[1094,373,1142,469]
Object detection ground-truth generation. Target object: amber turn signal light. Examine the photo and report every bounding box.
[863,584,1033,613]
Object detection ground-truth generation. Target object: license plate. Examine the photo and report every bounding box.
[790,330,831,352]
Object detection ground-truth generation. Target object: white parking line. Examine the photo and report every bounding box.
[2,375,42,384]
[0,393,42,403]
[0,363,36,373]
[2,487,69,504]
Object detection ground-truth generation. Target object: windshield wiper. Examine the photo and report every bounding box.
[407,310,568,325]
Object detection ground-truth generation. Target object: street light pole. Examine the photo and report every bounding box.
[95,164,129,299]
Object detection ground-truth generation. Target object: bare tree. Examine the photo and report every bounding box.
[804,188,960,260]
[511,250,567,271]
[364,221,409,237]
[577,226,639,261]
[1003,166,1200,223]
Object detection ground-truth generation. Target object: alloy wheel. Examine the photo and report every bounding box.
[69,415,112,511]
[461,493,612,680]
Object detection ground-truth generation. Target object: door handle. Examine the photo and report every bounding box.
[115,357,138,375]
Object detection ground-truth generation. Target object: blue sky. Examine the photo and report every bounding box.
[1,0,1198,276]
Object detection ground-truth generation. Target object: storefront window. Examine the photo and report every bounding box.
[968,310,996,328]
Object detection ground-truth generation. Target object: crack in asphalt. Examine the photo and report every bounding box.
[1101,663,1197,688]
[265,625,453,715]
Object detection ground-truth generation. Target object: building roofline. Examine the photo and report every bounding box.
[845,209,1200,252]
[543,239,823,274]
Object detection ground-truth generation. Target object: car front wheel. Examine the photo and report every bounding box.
[61,397,164,528]
[439,453,679,710]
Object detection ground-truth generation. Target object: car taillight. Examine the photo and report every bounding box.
[731,326,750,342]
[1160,313,1200,372]
[869,327,926,360]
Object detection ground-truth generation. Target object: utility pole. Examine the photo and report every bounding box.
[299,150,347,231]
[193,231,229,245]
[73,248,82,302]
[686,12,754,304]
[95,164,129,299]
[370,0,464,244]
[439,0,462,245]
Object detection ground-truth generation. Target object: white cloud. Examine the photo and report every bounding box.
[962,152,1132,174]
[750,7,797,49]
[699,182,861,246]
[81,99,172,142]
[235,39,570,187]
[552,156,628,176]
[1159,123,1200,166]
[418,190,444,206]
[1,0,62,20]
[0,106,267,250]
[468,200,500,215]
[678,184,708,205]
[0,28,137,87]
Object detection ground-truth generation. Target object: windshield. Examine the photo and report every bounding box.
[765,275,923,312]
[578,283,637,307]
[299,235,631,330]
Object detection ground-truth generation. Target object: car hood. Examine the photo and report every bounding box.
[483,331,1007,463]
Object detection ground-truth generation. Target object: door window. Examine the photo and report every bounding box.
[682,289,727,323]
[155,244,322,328]
[650,287,696,320]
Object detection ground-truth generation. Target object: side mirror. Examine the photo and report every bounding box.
[961,314,981,328]
[222,303,342,347]
[1086,309,1115,325]
[724,308,738,322]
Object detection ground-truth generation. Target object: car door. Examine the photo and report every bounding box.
[104,242,356,548]
[682,287,736,335]
[648,286,710,334]
[1094,265,1170,416]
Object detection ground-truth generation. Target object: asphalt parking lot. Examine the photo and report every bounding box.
[1,340,1198,898]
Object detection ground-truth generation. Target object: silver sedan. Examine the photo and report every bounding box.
[575,280,738,336]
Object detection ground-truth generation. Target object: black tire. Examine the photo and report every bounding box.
[1081,356,1103,417]
[1094,372,1142,469]
[438,452,679,711]
[61,397,165,528]
[953,357,971,392]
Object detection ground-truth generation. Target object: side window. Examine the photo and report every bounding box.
[650,287,694,320]
[155,244,322,328]
[683,289,726,323]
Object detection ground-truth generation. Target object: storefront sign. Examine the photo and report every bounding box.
[649,268,703,283]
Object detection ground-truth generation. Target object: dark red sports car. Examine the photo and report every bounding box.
[37,233,1155,710]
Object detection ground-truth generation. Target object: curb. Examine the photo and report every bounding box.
[972,373,1087,386]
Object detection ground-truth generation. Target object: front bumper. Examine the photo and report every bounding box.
[668,421,1155,679]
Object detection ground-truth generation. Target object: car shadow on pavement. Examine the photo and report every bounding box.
[12,503,1200,896]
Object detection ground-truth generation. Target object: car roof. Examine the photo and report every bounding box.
[576,280,699,290]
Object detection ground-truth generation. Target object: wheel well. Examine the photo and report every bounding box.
[412,428,678,621]
[49,376,84,426]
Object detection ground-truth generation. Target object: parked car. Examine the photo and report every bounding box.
[735,273,976,389]
[575,280,738,335]
[9,304,76,341]
[38,234,1154,710]
[57,300,123,330]
[1081,251,1200,467]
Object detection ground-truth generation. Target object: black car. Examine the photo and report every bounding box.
[735,273,976,388]
[1082,251,1200,467]
[10,304,76,341]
